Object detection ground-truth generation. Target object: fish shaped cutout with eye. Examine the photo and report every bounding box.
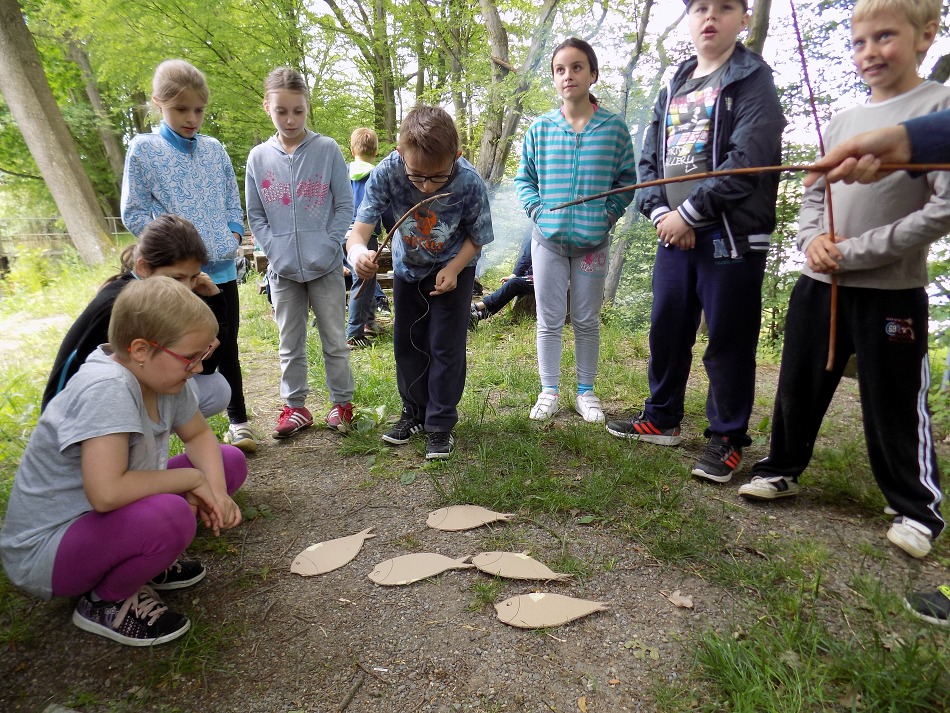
[471,552,572,581]
[495,592,608,629]
[368,553,475,586]
[426,505,515,531]
[290,528,376,576]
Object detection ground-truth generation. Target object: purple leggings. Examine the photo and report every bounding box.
[50,445,247,601]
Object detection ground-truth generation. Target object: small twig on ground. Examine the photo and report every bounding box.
[357,661,393,684]
[338,672,365,712]
[260,597,278,623]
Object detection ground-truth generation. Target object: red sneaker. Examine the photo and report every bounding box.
[326,402,354,432]
[272,406,314,439]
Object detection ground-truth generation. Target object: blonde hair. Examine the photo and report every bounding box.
[398,106,459,167]
[350,128,378,159]
[109,276,217,354]
[151,59,209,107]
[263,67,309,98]
[853,0,942,31]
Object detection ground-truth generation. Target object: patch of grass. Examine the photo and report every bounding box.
[468,578,503,611]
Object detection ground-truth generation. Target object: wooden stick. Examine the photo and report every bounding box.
[549,163,950,211]
[353,192,452,298]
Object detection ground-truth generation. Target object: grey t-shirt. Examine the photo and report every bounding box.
[0,347,198,599]
[664,63,727,217]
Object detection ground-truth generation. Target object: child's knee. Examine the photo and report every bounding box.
[220,444,248,494]
[141,494,197,548]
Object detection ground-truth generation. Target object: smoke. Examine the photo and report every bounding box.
[478,183,533,277]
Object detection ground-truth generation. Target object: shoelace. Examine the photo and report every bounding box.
[113,586,169,630]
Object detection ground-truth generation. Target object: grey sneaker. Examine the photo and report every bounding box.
[605,411,681,445]
[72,586,190,646]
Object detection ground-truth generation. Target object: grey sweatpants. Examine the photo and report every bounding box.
[270,268,355,407]
[531,238,609,390]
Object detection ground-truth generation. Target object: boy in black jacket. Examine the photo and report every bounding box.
[607,0,786,484]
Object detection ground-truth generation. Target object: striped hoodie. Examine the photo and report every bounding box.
[514,105,637,257]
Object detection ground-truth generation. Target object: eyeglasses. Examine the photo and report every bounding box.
[403,159,455,186]
[150,341,215,371]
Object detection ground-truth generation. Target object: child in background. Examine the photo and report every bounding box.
[469,228,535,328]
[121,59,254,453]
[1,277,246,646]
[514,38,637,424]
[738,0,949,560]
[347,127,394,349]
[607,0,786,485]
[347,105,494,459]
[42,215,232,426]
[245,67,356,437]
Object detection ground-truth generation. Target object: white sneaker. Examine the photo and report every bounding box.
[225,423,258,454]
[887,517,932,559]
[530,392,559,421]
[574,392,604,423]
[737,475,800,500]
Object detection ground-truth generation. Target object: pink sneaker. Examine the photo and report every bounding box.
[272,406,314,439]
[326,402,354,432]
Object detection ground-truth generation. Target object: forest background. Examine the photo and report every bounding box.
[3,0,950,362]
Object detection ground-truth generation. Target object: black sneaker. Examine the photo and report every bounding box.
[468,305,483,331]
[347,335,373,350]
[149,558,207,591]
[426,431,455,460]
[72,586,190,646]
[691,436,743,484]
[605,411,681,445]
[382,416,425,445]
[904,586,950,628]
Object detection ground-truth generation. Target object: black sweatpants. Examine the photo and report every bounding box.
[752,276,944,536]
[392,266,475,433]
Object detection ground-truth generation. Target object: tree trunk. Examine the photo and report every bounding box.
[0,0,112,265]
[67,40,125,197]
[745,0,772,55]
[930,54,950,83]
[475,0,561,184]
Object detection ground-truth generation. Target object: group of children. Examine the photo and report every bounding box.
[2,0,949,647]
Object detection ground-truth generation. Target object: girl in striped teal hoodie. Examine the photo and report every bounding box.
[515,38,637,424]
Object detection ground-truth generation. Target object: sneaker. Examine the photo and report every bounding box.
[272,406,314,439]
[530,392,559,421]
[691,436,743,484]
[382,416,425,445]
[574,392,605,423]
[737,475,800,500]
[347,336,373,349]
[884,505,898,516]
[72,586,190,647]
[149,558,206,591]
[376,297,392,316]
[469,305,483,331]
[364,318,384,336]
[225,423,257,454]
[904,585,950,628]
[605,411,681,445]
[426,431,455,460]
[887,516,932,558]
[326,402,354,432]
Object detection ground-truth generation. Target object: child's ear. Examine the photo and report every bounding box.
[455,150,463,160]
[262,99,270,113]
[918,20,939,52]
[133,257,152,278]
[127,338,152,364]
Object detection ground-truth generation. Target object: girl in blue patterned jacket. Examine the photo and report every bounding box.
[514,38,637,424]
[121,60,254,453]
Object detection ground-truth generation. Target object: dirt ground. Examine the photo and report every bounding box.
[1,350,946,713]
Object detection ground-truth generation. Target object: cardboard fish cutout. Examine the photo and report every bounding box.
[290,527,376,576]
[495,592,608,629]
[471,552,572,581]
[368,553,474,586]
[426,505,515,531]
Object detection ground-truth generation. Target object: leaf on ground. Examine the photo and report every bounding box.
[778,650,803,671]
[608,678,621,686]
[663,589,693,609]
[839,686,862,708]
[400,471,417,485]
[577,515,597,525]
[577,695,587,712]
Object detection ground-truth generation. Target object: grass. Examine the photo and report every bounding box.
[1,256,949,710]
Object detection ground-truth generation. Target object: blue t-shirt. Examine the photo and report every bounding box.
[354,151,494,282]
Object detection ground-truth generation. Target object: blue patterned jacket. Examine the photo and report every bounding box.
[121,122,245,284]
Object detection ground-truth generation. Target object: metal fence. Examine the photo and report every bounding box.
[0,217,127,255]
